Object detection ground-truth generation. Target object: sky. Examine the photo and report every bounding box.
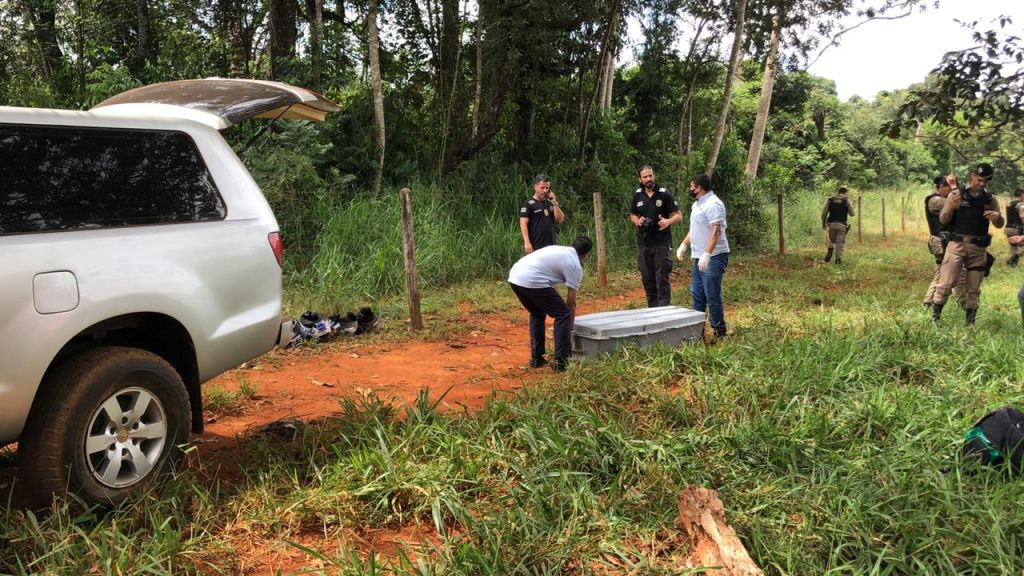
[807,0,1024,101]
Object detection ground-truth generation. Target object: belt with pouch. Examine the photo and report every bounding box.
[942,232,992,247]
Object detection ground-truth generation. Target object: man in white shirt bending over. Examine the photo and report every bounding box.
[676,173,730,339]
[508,236,592,372]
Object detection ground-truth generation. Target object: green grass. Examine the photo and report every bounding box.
[4,190,1024,574]
[201,376,259,417]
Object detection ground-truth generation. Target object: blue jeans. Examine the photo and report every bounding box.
[691,253,729,333]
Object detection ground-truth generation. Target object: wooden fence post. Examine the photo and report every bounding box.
[777,192,785,255]
[882,197,887,239]
[399,187,423,330]
[857,196,862,243]
[593,191,607,288]
[901,196,906,233]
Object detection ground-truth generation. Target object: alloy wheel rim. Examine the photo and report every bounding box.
[84,386,168,488]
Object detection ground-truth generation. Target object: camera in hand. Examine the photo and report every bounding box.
[639,217,660,236]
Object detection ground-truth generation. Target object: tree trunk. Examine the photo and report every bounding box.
[514,94,535,160]
[439,0,460,109]
[308,0,324,86]
[136,0,151,76]
[269,0,298,79]
[218,0,249,77]
[21,0,64,82]
[705,0,747,177]
[447,51,515,171]
[597,17,618,115]
[472,14,482,138]
[368,0,386,195]
[676,17,709,165]
[813,108,826,140]
[577,0,621,166]
[603,51,615,109]
[437,1,465,175]
[73,0,86,97]
[744,5,782,180]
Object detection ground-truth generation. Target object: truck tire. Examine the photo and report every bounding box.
[18,346,191,507]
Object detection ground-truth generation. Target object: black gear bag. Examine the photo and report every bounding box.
[962,407,1024,474]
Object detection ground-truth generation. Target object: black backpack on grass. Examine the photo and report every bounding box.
[962,407,1024,474]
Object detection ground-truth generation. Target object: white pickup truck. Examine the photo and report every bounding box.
[0,79,338,506]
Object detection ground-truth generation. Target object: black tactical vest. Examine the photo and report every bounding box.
[1007,200,1022,230]
[826,196,849,224]
[924,193,943,236]
[950,190,994,236]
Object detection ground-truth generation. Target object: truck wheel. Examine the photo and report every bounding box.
[18,346,191,507]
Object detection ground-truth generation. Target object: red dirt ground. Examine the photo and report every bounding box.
[190,285,652,574]
[197,286,647,446]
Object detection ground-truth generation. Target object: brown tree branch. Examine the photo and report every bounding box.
[805,9,912,70]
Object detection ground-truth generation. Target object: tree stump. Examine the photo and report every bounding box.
[676,486,763,576]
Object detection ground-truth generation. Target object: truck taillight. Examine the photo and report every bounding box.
[268,232,284,267]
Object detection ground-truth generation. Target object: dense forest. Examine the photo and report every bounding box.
[2,0,1021,301]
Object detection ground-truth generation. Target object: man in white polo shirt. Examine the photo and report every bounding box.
[508,236,592,372]
[676,173,730,338]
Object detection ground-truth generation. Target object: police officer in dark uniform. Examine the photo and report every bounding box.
[629,165,682,307]
[932,163,1002,325]
[519,174,564,254]
[922,176,966,309]
[821,187,854,264]
[1004,189,1024,266]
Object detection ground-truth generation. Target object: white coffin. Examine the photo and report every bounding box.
[572,306,707,358]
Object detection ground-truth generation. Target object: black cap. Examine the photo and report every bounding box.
[974,163,994,179]
[933,176,946,187]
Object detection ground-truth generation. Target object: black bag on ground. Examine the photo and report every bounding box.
[962,407,1024,473]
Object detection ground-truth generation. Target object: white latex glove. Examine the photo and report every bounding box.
[675,242,688,260]
[698,253,711,272]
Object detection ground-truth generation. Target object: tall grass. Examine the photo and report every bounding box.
[276,177,644,312]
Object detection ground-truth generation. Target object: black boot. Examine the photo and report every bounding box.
[835,257,842,265]
[966,308,978,326]
[824,248,833,262]
[1009,254,1020,267]
[931,303,943,323]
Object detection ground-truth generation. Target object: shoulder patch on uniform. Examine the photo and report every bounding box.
[527,199,535,204]
[658,187,666,193]
[520,207,527,213]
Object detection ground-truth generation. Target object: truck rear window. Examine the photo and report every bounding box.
[0,124,226,234]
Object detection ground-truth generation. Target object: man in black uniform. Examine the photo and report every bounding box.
[821,187,854,264]
[629,165,682,307]
[932,163,1003,325]
[1004,189,1024,266]
[519,174,564,253]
